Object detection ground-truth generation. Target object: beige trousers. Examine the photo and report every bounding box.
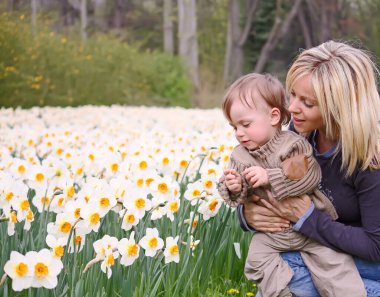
[244,230,366,297]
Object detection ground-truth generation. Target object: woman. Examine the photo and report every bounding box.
[238,40,380,296]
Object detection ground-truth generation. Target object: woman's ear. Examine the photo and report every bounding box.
[269,108,281,126]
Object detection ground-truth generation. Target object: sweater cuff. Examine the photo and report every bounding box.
[237,204,256,233]
[293,202,315,231]
[266,168,287,199]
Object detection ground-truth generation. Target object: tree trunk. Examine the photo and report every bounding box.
[80,0,87,40]
[31,0,38,33]
[178,0,200,99]
[319,0,331,42]
[224,0,259,84]
[163,0,174,54]
[254,0,303,73]
[297,3,312,48]
[111,0,127,28]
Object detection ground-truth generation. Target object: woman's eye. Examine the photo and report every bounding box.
[242,123,250,128]
[303,100,315,108]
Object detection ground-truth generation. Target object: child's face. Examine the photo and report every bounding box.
[229,99,278,150]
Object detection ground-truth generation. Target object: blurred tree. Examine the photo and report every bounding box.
[224,0,259,84]
[178,0,200,103]
[163,0,174,54]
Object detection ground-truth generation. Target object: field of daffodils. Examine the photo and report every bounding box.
[0,106,256,297]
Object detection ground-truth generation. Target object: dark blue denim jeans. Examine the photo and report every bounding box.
[280,251,380,297]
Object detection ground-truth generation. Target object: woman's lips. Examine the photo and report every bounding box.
[293,117,304,124]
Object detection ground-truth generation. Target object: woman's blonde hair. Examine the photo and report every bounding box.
[286,40,380,175]
[222,73,290,126]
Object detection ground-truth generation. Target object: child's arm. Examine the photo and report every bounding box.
[261,138,321,201]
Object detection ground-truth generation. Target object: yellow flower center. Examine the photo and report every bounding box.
[145,178,154,186]
[180,160,188,168]
[90,213,100,224]
[204,180,213,188]
[111,163,118,172]
[60,222,72,233]
[34,262,49,278]
[169,202,179,212]
[11,211,17,223]
[209,200,218,211]
[54,246,64,257]
[74,208,81,218]
[192,189,201,197]
[148,238,158,248]
[208,169,216,175]
[41,196,50,205]
[5,192,14,201]
[126,214,135,224]
[75,235,82,245]
[162,158,169,165]
[136,179,144,187]
[26,210,34,221]
[135,198,145,209]
[17,165,26,174]
[107,254,115,266]
[169,245,179,255]
[139,161,147,170]
[67,186,75,198]
[127,244,138,256]
[100,197,110,208]
[192,219,198,229]
[158,183,168,194]
[56,148,63,155]
[35,173,44,182]
[88,154,95,161]
[76,167,83,175]
[15,262,28,276]
[20,200,30,210]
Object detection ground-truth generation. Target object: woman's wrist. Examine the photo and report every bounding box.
[293,202,315,231]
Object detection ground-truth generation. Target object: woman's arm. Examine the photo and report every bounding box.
[299,168,380,261]
[265,169,380,261]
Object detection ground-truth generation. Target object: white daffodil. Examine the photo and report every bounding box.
[31,184,55,213]
[27,164,50,189]
[166,198,180,222]
[184,211,199,232]
[119,208,140,231]
[118,231,140,266]
[46,212,76,239]
[139,228,164,257]
[100,250,119,279]
[4,251,33,291]
[77,201,104,234]
[67,231,86,253]
[122,188,151,219]
[198,196,222,220]
[46,234,67,258]
[164,236,180,264]
[93,235,119,260]
[8,158,29,180]
[27,249,63,289]
[201,177,218,196]
[183,180,204,205]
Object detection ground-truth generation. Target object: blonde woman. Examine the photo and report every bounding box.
[238,40,380,296]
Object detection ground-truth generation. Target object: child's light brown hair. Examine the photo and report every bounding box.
[222,73,290,126]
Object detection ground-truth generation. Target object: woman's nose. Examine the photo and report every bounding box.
[288,98,300,113]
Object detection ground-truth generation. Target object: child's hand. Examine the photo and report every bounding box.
[224,169,242,193]
[243,166,268,188]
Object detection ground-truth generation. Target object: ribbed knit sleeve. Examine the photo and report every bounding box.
[267,138,321,200]
[217,156,249,208]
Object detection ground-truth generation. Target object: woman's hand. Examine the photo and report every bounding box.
[243,196,291,232]
[260,191,312,223]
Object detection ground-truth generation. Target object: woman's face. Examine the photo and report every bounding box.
[288,74,324,133]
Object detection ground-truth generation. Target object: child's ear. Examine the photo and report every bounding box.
[269,108,281,126]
